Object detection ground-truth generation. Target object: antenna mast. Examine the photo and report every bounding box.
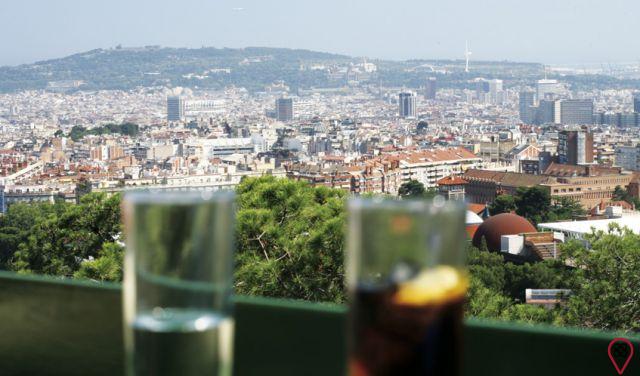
[465,41,472,73]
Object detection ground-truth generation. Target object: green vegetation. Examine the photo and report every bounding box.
[613,185,640,208]
[68,122,140,141]
[398,180,437,200]
[0,178,639,332]
[490,186,585,224]
[1,193,122,280]
[235,176,346,302]
[1,46,636,93]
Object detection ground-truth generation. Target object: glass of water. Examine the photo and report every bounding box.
[122,190,235,376]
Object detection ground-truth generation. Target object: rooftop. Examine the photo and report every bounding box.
[538,215,640,237]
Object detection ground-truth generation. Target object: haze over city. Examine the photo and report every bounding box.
[2,2,640,375]
[1,0,639,66]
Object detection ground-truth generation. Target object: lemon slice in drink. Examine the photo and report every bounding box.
[392,266,468,306]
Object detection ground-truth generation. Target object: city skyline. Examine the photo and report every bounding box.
[1,0,639,66]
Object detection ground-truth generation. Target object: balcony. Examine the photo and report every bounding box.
[0,270,635,375]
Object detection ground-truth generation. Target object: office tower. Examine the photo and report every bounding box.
[519,90,536,123]
[536,99,555,125]
[558,129,594,165]
[536,79,562,100]
[621,112,639,128]
[488,79,504,104]
[615,145,640,171]
[595,111,639,127]
[475,79,489,102]
[167,96,184,122]
[634,93,640,113]
[275,97,294,122]
[555,99,594,125]
[398,92,416,118]
[425,77,437,100]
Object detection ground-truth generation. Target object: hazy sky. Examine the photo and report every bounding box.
[1,0,638,66]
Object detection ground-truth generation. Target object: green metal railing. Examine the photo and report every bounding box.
[0,271,635,375]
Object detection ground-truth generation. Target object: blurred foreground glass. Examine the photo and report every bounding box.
[123,191,235,376]
[347,198,467,376]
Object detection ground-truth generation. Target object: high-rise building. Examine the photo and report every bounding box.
[535,99,555,125]
[398,92,416,118]
[475,79,489,102]
[425,77,437,100]
[594,111,639,127]
[558,129,593,165]
[167,96,184,122]
[488,79,504,105]
[634,93,640,113]
[615,145,640,171]
[536,79,562,100]
[275,97,294,122]
[555,99,594,125]
[519,90,536,123]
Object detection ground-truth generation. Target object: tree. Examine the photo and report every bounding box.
[490,194,516,215]
[514,186,551,225]
[8,193,122,278]
[466,244,573,326]
[548,196,585,221]
[612,185,640,209]
[416,121,429,134]
[74,241,124,282]
[560,225,640,331]
[613,185,628,202]
[235,176,346,302]
[398,180,426,199]
[69,126,88,141]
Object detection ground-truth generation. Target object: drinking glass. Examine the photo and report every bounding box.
[347,197,467,376]
[122,190,235,376]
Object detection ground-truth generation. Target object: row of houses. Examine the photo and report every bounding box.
[285,147,484,195]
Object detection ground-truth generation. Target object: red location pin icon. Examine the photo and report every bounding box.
[608,338,634,375]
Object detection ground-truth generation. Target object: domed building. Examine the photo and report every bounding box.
[472,213,536,252]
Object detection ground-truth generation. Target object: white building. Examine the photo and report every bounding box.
[536,79,563,100]
[395,147,484,188]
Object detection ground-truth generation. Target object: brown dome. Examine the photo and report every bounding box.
[472,213,536,252]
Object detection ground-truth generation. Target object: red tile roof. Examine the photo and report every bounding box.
[437,175,468,186]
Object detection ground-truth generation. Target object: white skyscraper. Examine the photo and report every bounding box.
[536,79,562,101]
[489,79,504,104]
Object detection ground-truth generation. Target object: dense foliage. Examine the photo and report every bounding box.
[613,185,640,209]
[398,180,437,200]
[68,122,140,141]
[235,176,346,302]
[490,186,585,224]
[1,193,123,280]
[1,178,639,332]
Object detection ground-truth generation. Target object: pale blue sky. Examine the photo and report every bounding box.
[0,0,638,66]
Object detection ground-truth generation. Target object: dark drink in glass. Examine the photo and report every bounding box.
[347,199,467,376]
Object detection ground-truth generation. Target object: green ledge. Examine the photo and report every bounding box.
[0,271,635,375]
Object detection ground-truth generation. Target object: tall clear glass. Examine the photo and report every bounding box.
[347,198,467,376]
[122,191,235,376]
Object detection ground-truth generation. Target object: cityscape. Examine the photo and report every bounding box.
[3,1,640,374]
[1,48,640,214]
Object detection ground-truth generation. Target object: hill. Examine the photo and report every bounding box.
[0,46,548,92]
